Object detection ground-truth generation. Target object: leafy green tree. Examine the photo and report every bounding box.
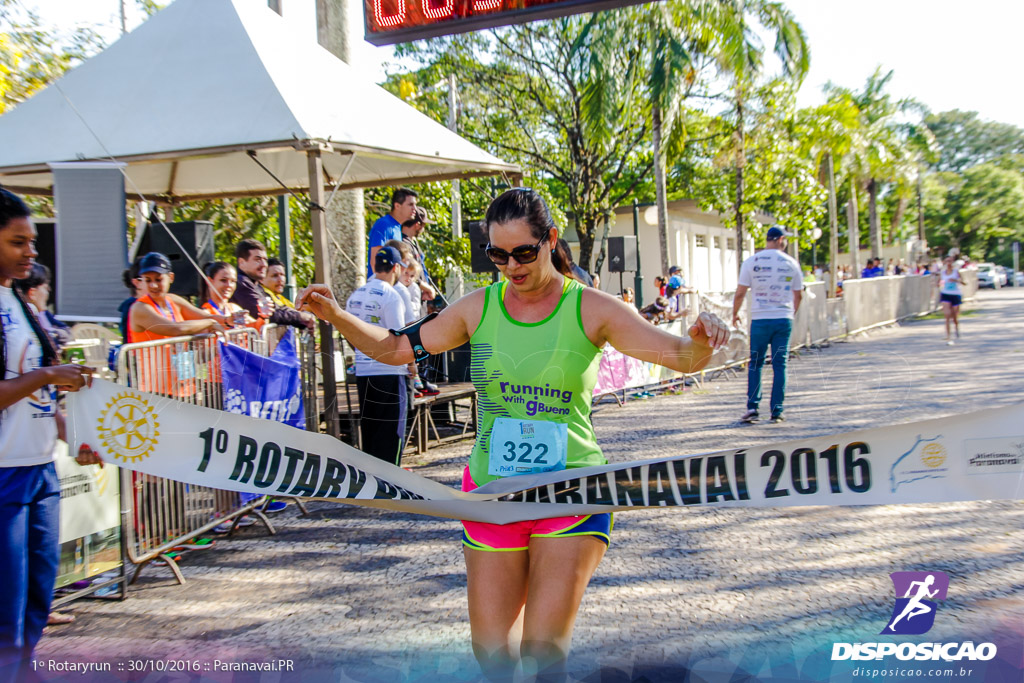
[392,14,653,271]
[0,0,103,114]
[707,0,809,272]
[925,110,1024,173]
[824,69,929,257]
[923,163,1024,259]
[689,81,824,251]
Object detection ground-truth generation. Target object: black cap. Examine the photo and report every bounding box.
[137,252,172,275]
[375,245,408,270]
[766,226,791,241]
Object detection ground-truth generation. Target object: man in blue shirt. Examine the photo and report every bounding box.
[861,257,884,278]
[367,188,418,278]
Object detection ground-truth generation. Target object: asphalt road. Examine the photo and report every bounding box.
[35,288,1024,682]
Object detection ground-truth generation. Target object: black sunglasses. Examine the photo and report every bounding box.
[485,234,549,266]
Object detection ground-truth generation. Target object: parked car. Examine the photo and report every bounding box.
[976,263,1003,288]
[1016,271,1024,287]
[996,265,1011,287]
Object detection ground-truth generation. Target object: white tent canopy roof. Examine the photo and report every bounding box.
[0,0,518,201]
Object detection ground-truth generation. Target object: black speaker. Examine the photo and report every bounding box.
[466,220,498,274]
[138,221,215,297]
[608,236,638,273]
[33,221,57,309]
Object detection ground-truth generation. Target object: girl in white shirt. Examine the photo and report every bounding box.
[0,190,94,678]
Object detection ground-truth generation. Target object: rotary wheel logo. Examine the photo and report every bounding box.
[921,442,947,468]
[96,392,160,463]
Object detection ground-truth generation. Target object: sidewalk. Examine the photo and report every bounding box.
[35,289,1024,682]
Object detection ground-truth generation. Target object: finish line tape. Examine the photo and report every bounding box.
[69,379,1024,524]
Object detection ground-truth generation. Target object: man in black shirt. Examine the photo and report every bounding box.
[230,239,314,331]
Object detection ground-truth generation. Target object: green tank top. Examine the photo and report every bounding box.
[468,277,605,486]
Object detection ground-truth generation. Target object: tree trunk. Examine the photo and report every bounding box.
[867,177,881,258]
[826,153,839,298]
[916,172,925,242]
[734,97,745,275]
[317,0,366,303]
[593,213,612,276]
[652,105,671,276]
[888,195,908,245]
[847,176,860,277]
[576,219,596,273]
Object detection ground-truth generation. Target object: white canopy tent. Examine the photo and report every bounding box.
[0,0,519,200]
[0,0,520,438]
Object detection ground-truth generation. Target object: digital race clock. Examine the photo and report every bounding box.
[364,0,653,46]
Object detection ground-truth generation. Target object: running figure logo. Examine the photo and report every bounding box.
[881,571,949,635]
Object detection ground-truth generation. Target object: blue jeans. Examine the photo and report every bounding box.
[746,318,793,417]
[0,462,60,683]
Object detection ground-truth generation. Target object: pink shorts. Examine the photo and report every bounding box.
[461,467,612,552]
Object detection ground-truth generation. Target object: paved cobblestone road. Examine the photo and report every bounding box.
[35,289,1024,682]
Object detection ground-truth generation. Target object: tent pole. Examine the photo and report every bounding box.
[278,195,294,300]
[307,148,340,439]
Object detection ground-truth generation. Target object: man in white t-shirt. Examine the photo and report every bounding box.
[731,226,803,423]
[346,246,409,465]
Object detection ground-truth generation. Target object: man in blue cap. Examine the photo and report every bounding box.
[731,226,803,423]
[345,246,410,464]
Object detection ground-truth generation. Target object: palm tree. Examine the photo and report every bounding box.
[584,2,704,276]
[797,92,864,292]
[710,0,809,275]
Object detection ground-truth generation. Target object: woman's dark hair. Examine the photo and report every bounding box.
[485,188,572,278]
[14,263,51,295]
[200,261,233,303]
[122,259,141,292]
[0,188,31,230]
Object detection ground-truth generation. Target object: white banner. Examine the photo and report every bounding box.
[68,380,1024,525]
[54,440,120,543]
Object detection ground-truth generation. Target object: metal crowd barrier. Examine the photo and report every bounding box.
[598,273,979,403]
[115,327,274,584]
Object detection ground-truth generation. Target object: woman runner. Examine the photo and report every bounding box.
[297,189,729,680]
[936,254,964,345]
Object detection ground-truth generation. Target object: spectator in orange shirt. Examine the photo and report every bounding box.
[128,253,228,344]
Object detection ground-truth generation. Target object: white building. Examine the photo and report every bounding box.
[567,199,761,304]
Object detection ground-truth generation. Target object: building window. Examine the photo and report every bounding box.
[713,236,721,248]
[727,237,736,250]
[695,234,706,248]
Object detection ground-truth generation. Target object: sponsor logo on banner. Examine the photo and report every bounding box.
[889,434,949,493]
[831,571,996,663]
[963,437,1024,475]
[95,391,160,463]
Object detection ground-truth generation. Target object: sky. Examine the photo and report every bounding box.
[26,0,1024,128]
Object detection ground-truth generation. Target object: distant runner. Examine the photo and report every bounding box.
[936,255,964,345]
